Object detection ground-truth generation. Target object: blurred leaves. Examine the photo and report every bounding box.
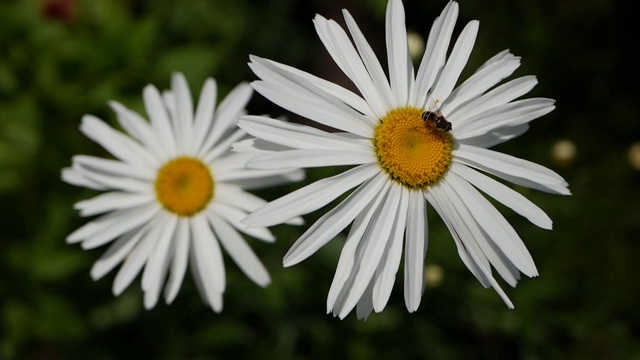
[0,0,638,359]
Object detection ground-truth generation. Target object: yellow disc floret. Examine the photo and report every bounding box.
[373,107,453,189]
[155,157,214,216]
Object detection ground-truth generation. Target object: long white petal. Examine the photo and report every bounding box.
[80,115,159,169]
[451,162,552,229]
[455,98,555,139]
[112,216,162,296]
[72,155,155,182]
[450,76,538,128]
[426,187,515,308]
[142,213,177,291]
[90,225,147,281]
[74,191,155,217]
[411,1,458,106]
[244,163,378,227]
[429,20,479,104]
[208,213,271,287]
[404,190,428,312]
[143,84,177,157]
[454,144,570,195]
[190,214,226,294]
[246,148,374,170]
[372,185,409,312]
[441,50,521,115]
[109,101,169,161]
[342,10,393,110]
[199,83,253,157]
[171,73,194,154]
[67,203,158,247]
[284,173,387,266]
[338,183,401,319]
[445,171,537,277]
[238,115,369,151]
[327,179,391,313]
[314,15,389,118]
[210,202,275,243]
[191,78,218,154]
[252,55,372,117]
[386,0,410,105]
[164,218,190,304]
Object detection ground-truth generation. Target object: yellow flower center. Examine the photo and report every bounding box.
[155,157,214,216]
[373,107,453,189]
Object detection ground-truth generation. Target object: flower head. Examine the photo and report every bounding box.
[238,0,569,319]
[63,73,302,311]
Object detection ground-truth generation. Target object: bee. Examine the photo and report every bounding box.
[421,110,452,132]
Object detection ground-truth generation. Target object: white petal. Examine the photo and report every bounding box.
[109,101,169,161]
[450,75,538,128]
[258,58,375,121]
[372,185,409,312]
[67,203,158,247]
[283,173,387,267]
[143,84,177,157]
[202,128,246,164]
[80,115,159,169]
[208,213,271,287]
[459,124,529,148]
[74,191,155,217]
[438,178,521,287]
[190,215,226,293]
[191,78,218,154]
[411,1,458,106]
[171,73,194,154]
[355,278,375,321]
[341,10,393,111]
[426,187,515,308]
[164,218,190,304]
[454,144,570,195]
[386,0,410,105]
[441,50,521,115]
[142,213,177,291]
[198,83,252,157]
[62,167,108,191]
[246,148,374,170]
[90,226,146,280]
[445,171,537,277]
[338,183,401,319]
[112,217,162,296]
[326,179,391,313]
[71,162,151,194]
[455,98,555,139]
[210,202,275,243]
[244,163,378,227]
[429,20,479,104]
[238,115,369,151]
[404,190,428,312]
[451,162,552,229]
[72,155,155,182]
[313,15,389,117]
[188,239,223,312]
[249,64,374,137]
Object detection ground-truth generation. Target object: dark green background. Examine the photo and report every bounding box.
[1,0,638,358]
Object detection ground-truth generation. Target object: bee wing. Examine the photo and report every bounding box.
[425,94,442,112]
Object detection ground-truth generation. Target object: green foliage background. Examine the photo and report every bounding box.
[1,0,638,358]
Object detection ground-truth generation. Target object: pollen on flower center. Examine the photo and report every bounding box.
[373,107,453,189]
[155,157,214,216]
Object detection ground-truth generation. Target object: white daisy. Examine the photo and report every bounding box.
[237,0,570,319]
[62,73,303,312]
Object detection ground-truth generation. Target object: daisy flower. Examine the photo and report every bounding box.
[62,73,302,311]
[237,0,570,319]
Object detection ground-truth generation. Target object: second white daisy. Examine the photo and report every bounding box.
[238,0,569,319]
